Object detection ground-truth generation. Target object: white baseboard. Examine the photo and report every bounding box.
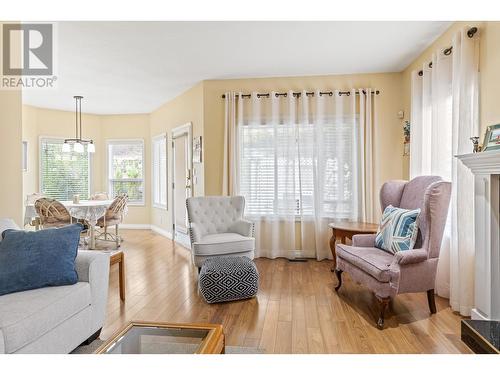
[151,225,173,239]
[120,224,151,230]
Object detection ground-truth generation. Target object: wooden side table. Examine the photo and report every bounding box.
[329,221,379,271]
[109,250,125,301]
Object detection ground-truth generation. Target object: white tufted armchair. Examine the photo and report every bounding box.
[186,196,255,270]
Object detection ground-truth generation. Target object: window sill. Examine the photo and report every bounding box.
[127,202,145,207]
[153,204,167,210]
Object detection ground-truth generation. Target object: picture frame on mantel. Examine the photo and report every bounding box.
[481,124,500,152]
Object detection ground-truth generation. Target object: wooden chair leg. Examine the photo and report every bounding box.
[334,269,343,292]
[427,289,437,314]
[376,296,391,329]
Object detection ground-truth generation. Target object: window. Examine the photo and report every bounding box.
[107,139,144,205]
[152,134,167,209]
[239,116,355,218]
[40,138,91,200]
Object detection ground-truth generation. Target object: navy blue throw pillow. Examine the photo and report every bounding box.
[0,224,83,296]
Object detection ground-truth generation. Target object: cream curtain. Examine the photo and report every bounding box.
[449,28,479,316]
[410,26,479,315]
[222,92,241,195]
[223,89,376,260]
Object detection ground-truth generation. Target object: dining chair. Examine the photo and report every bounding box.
[24,193,45,229]
[96,194,129,247]
[34,197,73,229]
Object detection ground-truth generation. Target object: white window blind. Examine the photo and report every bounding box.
[108,140,144,205]
[40,138,91,200]
[152,134,167,208]
[239,116,355,218]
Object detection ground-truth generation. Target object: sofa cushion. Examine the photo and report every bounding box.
[0,282,91,353]
[0,224,82,296]
[336,244,394,282]
[193,233,255,256]
[0,218,20,242]
[375,205,420,254]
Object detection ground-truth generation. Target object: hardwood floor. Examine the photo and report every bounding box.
[100,230,471,354]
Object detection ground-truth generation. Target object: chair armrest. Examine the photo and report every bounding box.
[189,222,203,244]
[391,248,428,265]
[352,233,376,247]
[229,219,255,237]
[75,251,110,332]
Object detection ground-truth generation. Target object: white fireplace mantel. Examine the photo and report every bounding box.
[457,150,500,321]
[458,149,500,174]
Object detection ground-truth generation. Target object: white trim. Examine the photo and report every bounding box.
[151,224,173,239]
[457,149,500,174]
[106,138,145,206]
[22,140,28,172]
[151,132,168,210]
[171,122,193,242]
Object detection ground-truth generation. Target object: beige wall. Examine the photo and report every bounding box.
[149,82,204,233]
[401,21,500,177]
[203,74,406,218]
[0,22,23,225]
[21,106,150,225]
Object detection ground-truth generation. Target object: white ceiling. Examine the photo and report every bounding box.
[22,21,452,114]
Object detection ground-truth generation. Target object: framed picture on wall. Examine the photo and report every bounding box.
[482,124,500,152]
[193,136,202,163]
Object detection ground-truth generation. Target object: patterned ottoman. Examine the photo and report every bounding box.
[199,257,259,304]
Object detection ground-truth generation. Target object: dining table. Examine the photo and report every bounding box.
[25,199,115,249]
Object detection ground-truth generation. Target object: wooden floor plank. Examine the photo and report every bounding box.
[98,230,471,354]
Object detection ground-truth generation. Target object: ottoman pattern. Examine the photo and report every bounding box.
[199,257,259,303]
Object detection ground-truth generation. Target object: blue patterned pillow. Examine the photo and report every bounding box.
[375,205,420,254]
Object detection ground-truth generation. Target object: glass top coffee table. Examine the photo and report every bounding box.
[95,321,225,354]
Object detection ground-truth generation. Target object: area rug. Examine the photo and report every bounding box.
[71,339,264,354]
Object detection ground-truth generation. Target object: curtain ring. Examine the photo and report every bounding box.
[467,27,478,38]
[329,92,333,96]
[346,92,351,96]
[444,47,452,56]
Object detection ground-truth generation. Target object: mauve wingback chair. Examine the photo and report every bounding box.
[334,176,452,329]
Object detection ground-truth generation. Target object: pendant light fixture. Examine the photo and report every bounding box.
[63,96,95,153]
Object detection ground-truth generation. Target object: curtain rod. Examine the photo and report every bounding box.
[221,90,380,99]
[418,26,478,77]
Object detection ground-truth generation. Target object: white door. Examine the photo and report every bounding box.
[171,123,192,248]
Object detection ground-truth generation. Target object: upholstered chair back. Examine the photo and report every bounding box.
[379,176,451,259]
[186,196,245,238]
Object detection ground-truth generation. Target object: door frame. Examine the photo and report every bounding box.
[171,122,193,246]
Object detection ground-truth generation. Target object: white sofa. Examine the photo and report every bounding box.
[0,250,110,354]
[186,196,255,268]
